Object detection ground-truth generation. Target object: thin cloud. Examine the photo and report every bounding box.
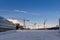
[0,9,40,16]
[14,10,40,16]
[28,13,40,16]
[0,9,27,13]
[13,9,27,13]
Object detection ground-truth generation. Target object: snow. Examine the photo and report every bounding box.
[0,30,60,40]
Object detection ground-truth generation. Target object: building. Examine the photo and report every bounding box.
[8,19,24,29]
[8,19,24,26]
[0,16,16,31]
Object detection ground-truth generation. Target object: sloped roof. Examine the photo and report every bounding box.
[8,19,24,26]
[0,16,16,28]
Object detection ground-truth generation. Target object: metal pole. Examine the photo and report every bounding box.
[24,19,26,28]
[59,18,60,33]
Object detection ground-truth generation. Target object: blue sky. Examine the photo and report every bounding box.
[0,0,60,27]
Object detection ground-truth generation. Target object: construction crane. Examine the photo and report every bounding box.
[43,18,47,30]
[34,23,37,29]
[21,18,29,28]
[29,22,37,29]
